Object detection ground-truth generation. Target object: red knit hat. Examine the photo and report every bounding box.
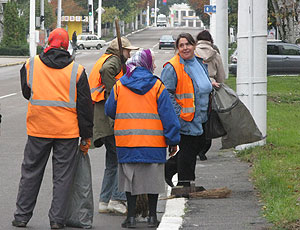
[44,28,69,53]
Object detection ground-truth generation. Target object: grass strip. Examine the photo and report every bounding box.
[225,75,300,230]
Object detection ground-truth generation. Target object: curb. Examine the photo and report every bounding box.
[157,174,186,230]
[0,61,26,67]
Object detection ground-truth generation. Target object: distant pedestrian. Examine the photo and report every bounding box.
[12,28,93,229]
[105,49,180,228]
[161,33,213,187]
[88,37,139,215]
[194,30,226,160]
[72,31,77,48]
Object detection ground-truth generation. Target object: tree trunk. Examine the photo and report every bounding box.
[272,0,299,43]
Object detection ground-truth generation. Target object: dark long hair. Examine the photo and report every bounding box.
[175,33,196,50]
[196,30,214,44]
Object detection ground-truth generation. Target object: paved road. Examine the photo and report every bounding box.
[0,27,200,230]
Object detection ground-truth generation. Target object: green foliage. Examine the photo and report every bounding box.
[0,45,29,56]
[1,1,26,47]
[226,76,300,228]
[17,0,55,35]
[102,7,122,24]
[228,0,238,32]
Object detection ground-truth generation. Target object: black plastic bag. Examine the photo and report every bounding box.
[213,84,264,149]
[65,150,94,229]
[204,90,227,140]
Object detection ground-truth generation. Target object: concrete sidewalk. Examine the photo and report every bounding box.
[158,138,273,230]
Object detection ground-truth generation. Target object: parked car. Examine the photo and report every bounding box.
[159,35,175,49]
[229,40,300,75]
[77,34,105,50]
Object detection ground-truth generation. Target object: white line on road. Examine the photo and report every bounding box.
[0,93,17,99]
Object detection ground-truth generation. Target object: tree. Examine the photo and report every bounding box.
[1,1,26,46]
[269,0,300,43]
[17,0,55,34]
[228,0,238,33]
[186,0,210,26]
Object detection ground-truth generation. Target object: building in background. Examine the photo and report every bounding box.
[169,3,204,29]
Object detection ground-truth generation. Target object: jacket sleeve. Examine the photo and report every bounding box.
[104,86,117,120]
[160,63,181,117]
[76,69,94,138]
[20,63,31,100]
[100,56,121,99]
[157,86,181,145]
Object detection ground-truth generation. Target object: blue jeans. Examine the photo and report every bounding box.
[99,135,126,203]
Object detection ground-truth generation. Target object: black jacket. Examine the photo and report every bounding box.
[20,48,93,138]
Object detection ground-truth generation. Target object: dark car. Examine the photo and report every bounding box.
[229,41,300,75]
[159,35,175,49]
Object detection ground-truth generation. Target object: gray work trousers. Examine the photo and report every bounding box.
[14,136,79,224]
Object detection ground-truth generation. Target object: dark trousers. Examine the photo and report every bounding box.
[165,134,206,186]
[14,136,79,224]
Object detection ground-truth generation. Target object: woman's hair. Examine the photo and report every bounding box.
[175,33,196,49]
[196,30,214,44]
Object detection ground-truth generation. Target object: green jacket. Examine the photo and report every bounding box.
[92,47,124,147]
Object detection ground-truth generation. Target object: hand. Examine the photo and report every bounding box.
[80,138,91,155]
[212,81,220,88]
[168,145,178,157]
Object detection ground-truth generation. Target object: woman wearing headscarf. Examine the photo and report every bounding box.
[105,49,180,228]
[194,30,226,160]
[161,33,213,188]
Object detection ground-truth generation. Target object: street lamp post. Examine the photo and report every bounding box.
[215,0,228,79]
[97,0,102,37]
[30,0,36,57]
[57,0,61,28]
[154,0,157,27]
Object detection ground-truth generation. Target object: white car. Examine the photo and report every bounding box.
[77,34,105,50]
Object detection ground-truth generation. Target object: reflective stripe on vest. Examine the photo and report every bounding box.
[164,54,195,121]
[25,56,83,138]
[28,57,78,108]
[114,80,167,148]
[89,53,123,102]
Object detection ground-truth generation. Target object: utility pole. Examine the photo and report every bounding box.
[215,0,228,79]
[57,0,62,28]
[154,0,157,27]
[40,0,44,31]
[146,1,150,26]
[30,0,36,57]
[97,0,102,37]
[210,0,216,39]
[236,0,267,148]
[88,0,94,34]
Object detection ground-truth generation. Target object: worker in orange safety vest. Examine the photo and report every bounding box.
[12,28,93,229]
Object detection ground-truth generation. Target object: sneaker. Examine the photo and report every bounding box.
[98,201,110,213]
[107,200,127,215]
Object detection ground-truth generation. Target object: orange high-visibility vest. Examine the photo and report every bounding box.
[88,53,123,102]
[25,56,84,138]
[164,54,195,121]
[113,79,167,148]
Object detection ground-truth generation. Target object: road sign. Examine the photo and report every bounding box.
[204,5,216,14]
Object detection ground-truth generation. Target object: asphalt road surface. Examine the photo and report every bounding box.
[0,27,201,230]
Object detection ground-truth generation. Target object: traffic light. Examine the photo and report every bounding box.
[88,4,92,16]
[40,15,45,22]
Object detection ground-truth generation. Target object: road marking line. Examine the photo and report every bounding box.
[0,93,17,99]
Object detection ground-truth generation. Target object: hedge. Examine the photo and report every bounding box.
[0,45,44,56]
